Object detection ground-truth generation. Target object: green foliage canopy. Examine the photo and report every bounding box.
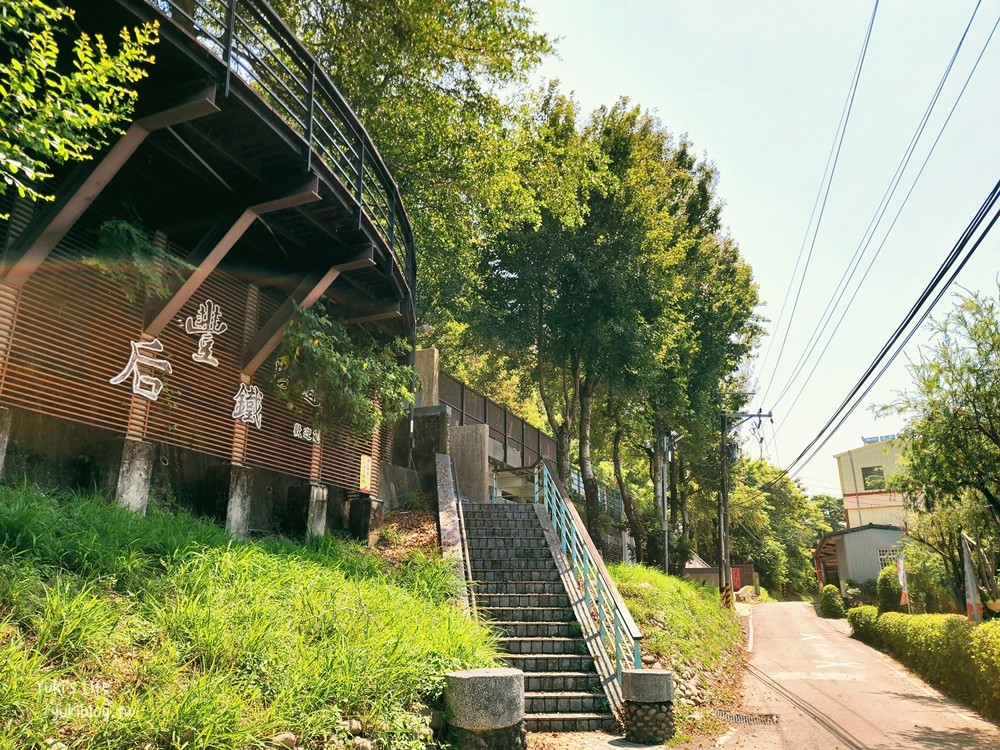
[0,1,158,209]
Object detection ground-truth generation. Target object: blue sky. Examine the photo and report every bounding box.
[526,0,1000,496]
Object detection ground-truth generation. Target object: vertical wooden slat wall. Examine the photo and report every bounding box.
[0,230,384,496]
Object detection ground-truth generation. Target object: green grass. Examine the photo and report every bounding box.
[0,484,497,749]
[609,564,745,739]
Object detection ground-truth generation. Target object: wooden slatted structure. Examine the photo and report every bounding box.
[0,0,411,516]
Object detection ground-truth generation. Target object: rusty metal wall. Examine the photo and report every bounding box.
[0,233,385,495]
[438,369,557,468]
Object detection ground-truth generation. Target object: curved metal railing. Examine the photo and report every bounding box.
[145,0,415,290]
[534,459,642,681]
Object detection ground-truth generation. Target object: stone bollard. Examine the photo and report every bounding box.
[622,669,675,745]
[445,668,526,750]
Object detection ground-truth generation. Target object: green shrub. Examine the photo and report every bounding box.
[846,605,881,646]
[970,620,1000,719]
[861,577,878,601]
[877,565,904,613]
[818,584,845,618]
[846,606,1000,722]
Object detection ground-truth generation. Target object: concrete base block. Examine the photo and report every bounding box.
[622,669,675,744]
[225,465,255,538]
[115,438,155,515]
[306,482,328,538]
[445,668,524,731]
[622,669,674,703]
[623,701,675,744]
[448,722,526,750]
[0,406,11,478]
[348,494,383,545]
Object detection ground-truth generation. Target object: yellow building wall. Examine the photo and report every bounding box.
[845,504,905,529]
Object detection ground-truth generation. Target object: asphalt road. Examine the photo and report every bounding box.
[724,601,1000,749]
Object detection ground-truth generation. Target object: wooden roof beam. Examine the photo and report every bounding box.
[145,176,320,337]
[1,84,220,289]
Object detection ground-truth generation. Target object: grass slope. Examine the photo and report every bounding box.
[0,485,497,750]
[609,564,746,739]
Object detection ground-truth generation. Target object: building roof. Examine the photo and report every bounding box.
[814,523,901,561]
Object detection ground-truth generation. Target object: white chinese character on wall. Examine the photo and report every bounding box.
[292,422,321,444]
[184,299,228,367]
[109,338,173,401]
[274,357,289,392]
[232,383,263,429]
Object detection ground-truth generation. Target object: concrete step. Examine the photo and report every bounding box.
[500,636,586,655]
[463,534,547,548]
[479,606,575,622]
[475,581,566,595]
[525,671,602,693]
[525,692,609,715]
[465,516,541,536]
[524,713,615,733]
[476,593,570,609]
[502,654,596,673]
[468,547,552,561]
[470,558,557,572]
[492,621,580,639]
[471,569,562,582]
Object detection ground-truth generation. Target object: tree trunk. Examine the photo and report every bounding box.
[613,427,646,563]
[579,374,601,541]
[649,433,666,573]
[668,442,680,574]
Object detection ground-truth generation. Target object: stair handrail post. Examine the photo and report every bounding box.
[533,458,644,676]
[613,607,624,681]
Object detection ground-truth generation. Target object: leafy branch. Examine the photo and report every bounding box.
[274,303,413,437]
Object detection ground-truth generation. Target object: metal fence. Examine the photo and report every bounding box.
[439,371,556,468]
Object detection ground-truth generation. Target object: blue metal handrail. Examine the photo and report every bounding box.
[566,467,624,520]
[533,460,642,680]
[143,0,416,297]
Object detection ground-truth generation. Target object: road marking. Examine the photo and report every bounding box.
[814,661,863,670]
[748,609,755,653]
[715,727,737,747]
[770,671,866,681]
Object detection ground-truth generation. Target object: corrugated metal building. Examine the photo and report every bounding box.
[815,524,902,594]
[834,439,906,528]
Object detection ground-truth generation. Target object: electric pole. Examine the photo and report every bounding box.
[719,409,773,604]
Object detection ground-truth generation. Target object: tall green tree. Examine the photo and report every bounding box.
[814,493,846,533]
[266,0,552,327]
[881,287,1000,526]
[473,85,609,482]
[0,1,158,212]
[729,459,828,594]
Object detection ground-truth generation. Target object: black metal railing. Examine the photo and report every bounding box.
[146,0,415,292]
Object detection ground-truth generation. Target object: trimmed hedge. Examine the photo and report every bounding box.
[846,606,1000,721]
[846,605,881,647]
[818,584,845,618]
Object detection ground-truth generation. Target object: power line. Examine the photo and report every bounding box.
[768,0,989,414]
[732,173,1000,510]
[757,0,880,400]
[786,175,1000,476]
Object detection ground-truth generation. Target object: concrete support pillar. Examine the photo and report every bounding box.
[225,465,255,538]
[445,668,526,750]
[411,405,450,494]
[306,482,328,538]
[622,669,675,744]
[413,348,440,407]
[451,423,489,503]
[0,406,12,479]
[115,438,155,514]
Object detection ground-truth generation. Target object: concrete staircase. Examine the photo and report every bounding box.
[463,501,614,732]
